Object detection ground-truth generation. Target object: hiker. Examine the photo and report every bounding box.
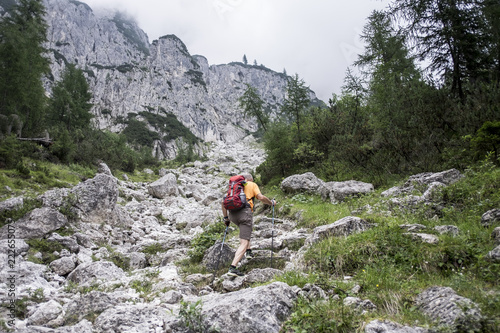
[221,173,276,277]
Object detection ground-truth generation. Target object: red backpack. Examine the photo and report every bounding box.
[223,175,248,211]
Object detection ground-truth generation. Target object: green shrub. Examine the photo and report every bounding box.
[141,243,169,255]
[26,238,65,265]
[282,296,359,333]
[187,221,226,263]
[177,300,219,333]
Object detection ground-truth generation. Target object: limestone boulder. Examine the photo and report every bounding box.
[481,208,500,227]
[147,173,178,199]
[280,172,325,194]
[305,216,375,245]
[200,282,297,333]
[415,286,482,332]
[0,207,67,240]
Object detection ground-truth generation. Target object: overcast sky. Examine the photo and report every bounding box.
[83,0,390,102]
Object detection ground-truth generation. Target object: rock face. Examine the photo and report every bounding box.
[67,261,125,287]
[200,282,297,333]
[202,241,235,271]
[281,172,374,203]
[40,0,322,158]
[415,286,482,332]
[147,173,179,199]
[365,319,428,333]
[305,216,375,245]
[481,208,500,227]
[0,207,67,240]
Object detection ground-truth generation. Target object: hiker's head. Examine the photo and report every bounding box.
[242,173,253,182]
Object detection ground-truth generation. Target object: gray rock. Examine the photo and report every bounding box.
[422,182,446,200]
[148,173,179,199]
[481,208,500,227]
[0,196,23,212]
[400,224,427,232]
[320,180,374,203]
[222,268,282,292]
[343,297,377,312]
[97,162,113,176]
[202,241,235,271]
[26,300,63,326]
[305,216,374,245]
[298,283,328,300]
[64,291,118,324]
[486,244,500,262]
[70,173,121,225]
[280,172,325,194]
[128,252,148,270]
[67,261,125,287]
[47,233,80,253]
[415,286,482,332]
[365,319,428,332]
[0,238,29,255]
[434,225,459,236]
[0,207,67,240]
[161,290,183,304]
[200,282,297,333]
[492,227,500,245]
[73,233,97,249]
[185,273,213,285]
[382,169,463,199]
[49,256,76,276]
[94,304,175,333]
[404,169,463,187]
[403,233,439,244]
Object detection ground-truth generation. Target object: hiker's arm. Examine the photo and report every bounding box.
[221,202,228,217]
[256,193,276,206]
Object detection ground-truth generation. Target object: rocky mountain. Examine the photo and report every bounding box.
[1,136,495,332]
[35,0,322,158]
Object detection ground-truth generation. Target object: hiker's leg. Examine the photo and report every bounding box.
[232,238,249,266]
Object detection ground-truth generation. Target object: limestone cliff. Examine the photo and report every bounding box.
[40,0,321,158]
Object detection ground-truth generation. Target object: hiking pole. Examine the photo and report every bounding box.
[271,199,275,269]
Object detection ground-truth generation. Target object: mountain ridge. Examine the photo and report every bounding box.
[38,0,322,159]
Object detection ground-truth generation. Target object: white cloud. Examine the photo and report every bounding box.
[82,0,390,101]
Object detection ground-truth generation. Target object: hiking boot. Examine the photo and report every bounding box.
[244,250,254,259]
[228,266,244,277]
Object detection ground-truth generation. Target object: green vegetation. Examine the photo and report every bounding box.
[238,84,268,132]
[26,238,67,265]
[187,220,227,263]
[177,299,220,333]
[141,242,170,255]
[257,3,500,187]
[270,159,500,332]
[0,288,45,320]
[138,111,198,145]
[0,0,161,178]
[0,0,50,137]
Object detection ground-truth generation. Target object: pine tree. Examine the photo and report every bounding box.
[243,54,248,65]
[47,64,93,132]
[281,74,310,143]
[390,0,491,101]
[238,84,268,131]
[0,0,50,137]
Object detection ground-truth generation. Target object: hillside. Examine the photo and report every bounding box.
[0,139,498,332]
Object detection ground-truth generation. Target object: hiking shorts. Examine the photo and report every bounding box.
[228,207,253,240]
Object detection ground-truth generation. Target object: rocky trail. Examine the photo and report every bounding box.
[1,136,498,332]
